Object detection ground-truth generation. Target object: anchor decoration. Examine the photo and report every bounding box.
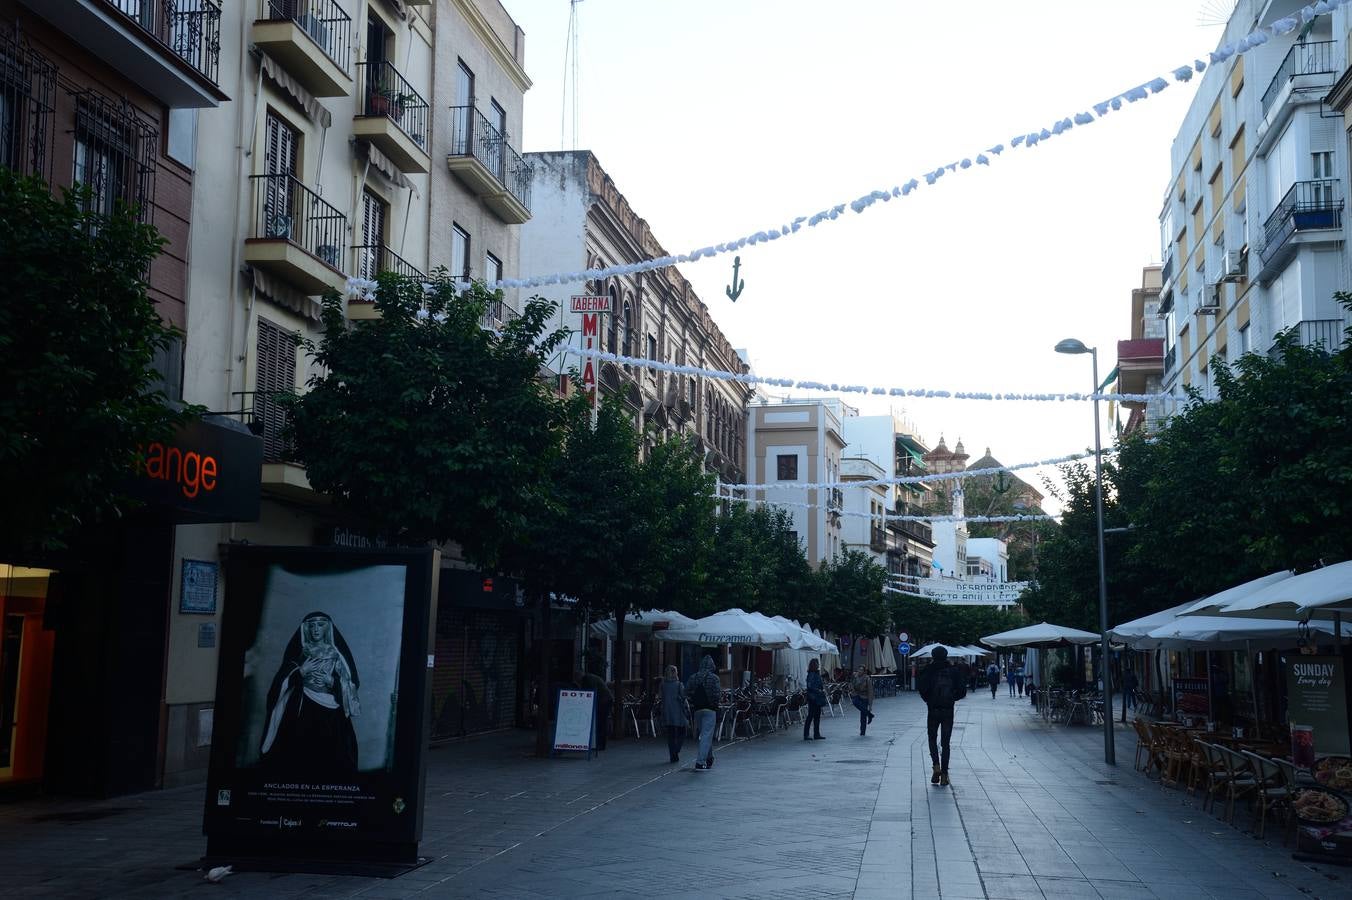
[725,255,744,302]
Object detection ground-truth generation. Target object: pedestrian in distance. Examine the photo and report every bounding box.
[1015,666,1025,697]
[576,664,613,751]
[803,658,827,741]
[1123,667,1139,712]
[918,646,966,786]
[987,661,1000,699]
[660,665,687,764]
[850,665,875,736]
[685,654,722,771]
[1008,663,1018,697]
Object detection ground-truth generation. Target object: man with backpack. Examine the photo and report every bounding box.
[685,654,722,771]
[986,661,1000,699]
[918,647,966,786]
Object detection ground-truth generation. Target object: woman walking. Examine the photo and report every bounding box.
[660,665,687,764]
[851,666,875,735]
[803,659,826,741]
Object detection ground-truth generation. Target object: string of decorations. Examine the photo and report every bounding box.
[716,492,1057,524]
[560,345,1173,405]
[475,0,1345,294]
[721,450,1105,493]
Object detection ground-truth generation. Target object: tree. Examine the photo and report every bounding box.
[815,550,889,668]
[0,171,194,554]
[1024,305,1352,630]
[889,595,1026,647]
[700,504,818,621]
[283,274,568,568]
[931,472,1054,581]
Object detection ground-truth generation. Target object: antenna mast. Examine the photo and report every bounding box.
[561,0,583,150]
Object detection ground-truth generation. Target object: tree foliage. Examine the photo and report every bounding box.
[284,275,568,568]
[815,550,889,639]
[1024,307,1352,630]
[889,594,1027,648]
[0,171,194,553]
[698,504,819,620]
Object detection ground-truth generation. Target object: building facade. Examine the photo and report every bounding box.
[839,456,890,566]
[923,436,970,580]
[839,412,935,583]
[1157,0,1350,404]
[1116,265,1167,433]
[0,0,243,796]
[745,398,848,567]
[520,150,753,477]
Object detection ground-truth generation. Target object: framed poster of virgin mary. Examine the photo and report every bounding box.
[203,546,439,873]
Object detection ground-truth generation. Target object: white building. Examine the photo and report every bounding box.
[1157,0,1350,403]
[965,537,1009,583]
[746,398,849,567]
[840,412,936,581]
[840,457,889,566]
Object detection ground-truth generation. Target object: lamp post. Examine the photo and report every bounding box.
[1055,337,1116,766]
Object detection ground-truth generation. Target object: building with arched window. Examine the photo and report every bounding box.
[520,150,753,480]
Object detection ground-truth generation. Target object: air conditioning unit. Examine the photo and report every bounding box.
[1221,248,1246,282]
[1199,283,1222,315]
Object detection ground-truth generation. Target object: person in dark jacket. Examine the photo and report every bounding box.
[659,665,688,764]
[685,654,722,770]
[803,658,826,741]
[918,647,966,786]
[850,666,875,736]
[576,665,613,751]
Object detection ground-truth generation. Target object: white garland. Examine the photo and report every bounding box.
[718,493,1057,523]
[561,346,1170,404]
[724,450,1105,492]
[476,1,1348,294]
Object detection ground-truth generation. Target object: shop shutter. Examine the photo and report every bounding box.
[431,608,520,740]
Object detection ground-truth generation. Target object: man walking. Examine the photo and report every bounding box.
[986,661,1000,699]
[1008,663,1018,697]
[686,654,722,771]
[919,647,966,786]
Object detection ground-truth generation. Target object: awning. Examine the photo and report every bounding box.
[590,610,694,639]
[248,267,322,321]
[1208,560,1352,620]
[981,622,1100,648]
[258,53,332,128]
[653,608,794,649]
[359,139,415,192]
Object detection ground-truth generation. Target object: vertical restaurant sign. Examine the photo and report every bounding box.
[571,295,610,409]
[1287,655,1351,757]
[1171,676,1210,719]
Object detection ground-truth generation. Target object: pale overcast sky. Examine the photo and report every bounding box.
[501,0,1226,509]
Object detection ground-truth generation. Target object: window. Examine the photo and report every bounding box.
[485,251,502,285]
[358,189,387,279]
[166,108,196,168]
[452,60,474,154]
[254,318,298,463]
[621,300,634,357]
[1240,322,1251,354]
[1312,151,1336,206]
[73,95,155,223]
[647,333,657,360]
[777,454,797,480]
[487,98,506,179]
[261,111,299,239]
[0,26,54,179]
[451,223,470,279]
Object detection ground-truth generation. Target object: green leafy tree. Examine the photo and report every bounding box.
[815,550,889,668]
[283,274,568,568]
[0,171,194,553]
[700,505,818,621]
[890,594,1027,647]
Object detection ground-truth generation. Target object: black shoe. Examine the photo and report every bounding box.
[813,735,826,740]
[940,772,950,787]
[868,713,875,723]
[860,729,866,736]
[803,736,812,741]
[669,755,679,764]
[931,765,941,785]
[705,756,714,769]
[695,762,706,771]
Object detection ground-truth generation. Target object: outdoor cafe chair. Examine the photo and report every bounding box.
[1194,741,1230,813]
[1242,750,1290,841]
[1159,727,1192,788]
[1130,719,1153,773]
[1188,738,1223,801]
[1271,757,1312,846]
[1214,745,1260,824]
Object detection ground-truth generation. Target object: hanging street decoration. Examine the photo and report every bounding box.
[725,255,744,302]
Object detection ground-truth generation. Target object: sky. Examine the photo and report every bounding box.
[499,0,1230,511]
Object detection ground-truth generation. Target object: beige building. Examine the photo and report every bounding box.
[746,399,849,567]
[1116,265,1166,434]
[520,150,752,479]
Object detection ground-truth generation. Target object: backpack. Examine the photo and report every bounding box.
[931,667,956,706]
[691,677,712,711]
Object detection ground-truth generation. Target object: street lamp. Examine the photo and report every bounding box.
[1055,337,1116,766]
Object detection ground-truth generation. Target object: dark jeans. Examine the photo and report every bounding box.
[989,681,998,698]
[665,725,685,760]
[803,701,823,738]
[927,707,955,773]
[853,696,872,733]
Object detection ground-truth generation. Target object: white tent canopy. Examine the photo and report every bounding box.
[1141,615,1351,650]
[1208,561,1352,619]
[1176,570,1295,616]
[769,615,836,653]
[1109,601,1197,645]
[653,608,794,649]
[590,609,695,639]
[981,622,1100,648]
[910,643,976,660]
[959,644,993,658]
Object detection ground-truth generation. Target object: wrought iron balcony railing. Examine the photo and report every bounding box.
[0,27,56,182]
[1261,40,1337,116]
[250,172,346,270]
[1259,179,1342,264]
[1290,318,1349,353]
[260,0,351,75]
[352,243,423,283]
[447,104,532,212]
[1163,343,1177,373]
[1160,252,1173,285]
[358,60,429,148]
[110,0,224,85]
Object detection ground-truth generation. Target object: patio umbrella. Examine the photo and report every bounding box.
[590,609,696,639]
[909,643,971,659]
[980,622,1100,648]
[653,608,794,649]
[1141,615,1351,650]
[1108,600,1198,646]
[880,635,897,673]
[959,644,992,658]
[1207,560,1352,620]
[769,615,836,653]
[1174,570,1295,616]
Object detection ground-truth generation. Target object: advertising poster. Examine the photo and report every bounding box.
[553,690,596,754]
[1287,655,1351,758]
[204,547,438,870]
[1171,676,1210,720]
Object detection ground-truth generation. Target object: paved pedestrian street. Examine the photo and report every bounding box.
[1,692,1348,899]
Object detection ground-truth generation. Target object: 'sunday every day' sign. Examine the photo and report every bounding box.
[1287,655,1350,756]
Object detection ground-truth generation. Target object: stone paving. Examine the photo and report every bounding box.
[1,690,1349,898]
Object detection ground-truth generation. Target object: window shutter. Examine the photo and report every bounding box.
[254,318,297,462]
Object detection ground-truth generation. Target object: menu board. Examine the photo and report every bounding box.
[1171,676,1210,721]
[553,690,596,753]
[1287,655,1350,758]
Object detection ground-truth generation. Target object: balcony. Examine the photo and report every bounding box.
[353,61,430,174]
[252,0,352,98]
[446,105,533,224]
[869,526,887,553]
[1257,180,1342,277]
[1262,41,1338,118]
[20,0,227,107]
[1272,318,1349,357]
[1160,252,1173,286]
[1163,343,1177,374]
[244,173,347,295]
[347,243,424,320]
[1116,338,1165,397]
[886,504,933,547]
